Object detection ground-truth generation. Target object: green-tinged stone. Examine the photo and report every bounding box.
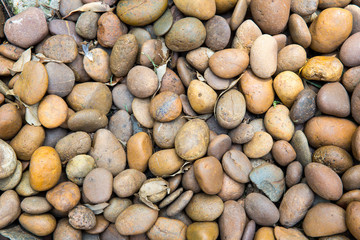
[154,9,173,36]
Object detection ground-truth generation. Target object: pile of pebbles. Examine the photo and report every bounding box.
[0,0,360,239]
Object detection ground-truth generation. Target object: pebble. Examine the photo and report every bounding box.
[0,190,21,229]
[250,163,285,202]
[43,35,78,63]
[127,132,153,172]
[83,168,113,204]
[68,205,96,230]
[245,193,280,226]
[317,82,350,117]
[115,204,158,235]
[185,193,224,221]
[4,7,48,48]
[49,20,83,44]
[309,8,353,53]
[186,222,219,240]
[303,203,347,237]
[147,217,186,240]
[219,201,246,240]
[19,213,56,236]
[46,182,80,212]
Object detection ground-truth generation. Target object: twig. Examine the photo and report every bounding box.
[0,0,12,18]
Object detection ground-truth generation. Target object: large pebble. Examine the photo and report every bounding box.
[153,116,186,149]
[29,147,61,192]
[165,17,206,52]
[20,196,52,215]
[115,204,158,235]
[13,61,48,105]
[89,129,126,176]
[116,0,167,26]
[83,48,111,83]
[147,217,186,240]
[186,222,219,240]
[46,62,75,97]
[46,182,80,212]
[83,168,113,204]
[132,98,155,128]
[264,105,295,141]
[76,11,99,39]
[19,213,56,236]
[127,132,153,172]
[317,82,350,117]
[304,116,357,151]
[127,66,158,98]
[43,35,78,63]
[187,80,217,114]
[250,0,290,34]
[104,198,132,223]
[250,163,285,202]
[205,15,231,50]
[250,34,278,78]
[10,125,45,161]
[149,149,184,177]
[245,193,280,226]
[175,119,210,161]
[0,140,17,180]
[240,70,274,114]
[67,82,112,115]
[279,183,314,227]
[290,88,317,124]
[288,14,312,48]
[194,156,223,195]
[67,109,108,133]
[4,7,48,48]
[309,8,353,53]
[342,165,360,191]
[110,34,138,77]
[113,169,146,198]
[243,131,273,158]
[290,130,312,166]
[150,91,182,122]
[346,201,360,239]
[222,149,252,183]
[55,131,91,163]
[0,104,22,140]
[68,205,96,230]
[98,12,127,48]
[305,162,343,200]
[313,145,353,174]
[185,193,224,221]
[219,200,246,240]
[53,218,82,240]
[215,89,246,129]
[340,32,360,67]
[0,190,21,229]
[301,56,343,82]
[174,0,215,20]
[210,49,249,79]
[303,203,347,237]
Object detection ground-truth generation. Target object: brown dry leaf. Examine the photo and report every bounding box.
[213,74,243,117]
[162,162,191,178]
[9,47,32,76]
[196,71,206,82]
[32,53,63,64]
[105,75,123,87]
[84,202,109,215]
[138,178,170,210]
[24,103,41,127]
[62,2,115,19]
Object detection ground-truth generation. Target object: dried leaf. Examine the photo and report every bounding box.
[105,75,122,87]
[62,2,115,19]
[214,74,242,117]
[32,53,63,64]
[0,225,40,240]
[152,59,171,98]
[82,44,93,62]
[84,202,109,214]
[25,103,41,126]
[138,178,170,210]
[196,71,206,82]
[162,162,191,178]
[9,47,32,75]
[0,80,10,96]
[182,114,213,121]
